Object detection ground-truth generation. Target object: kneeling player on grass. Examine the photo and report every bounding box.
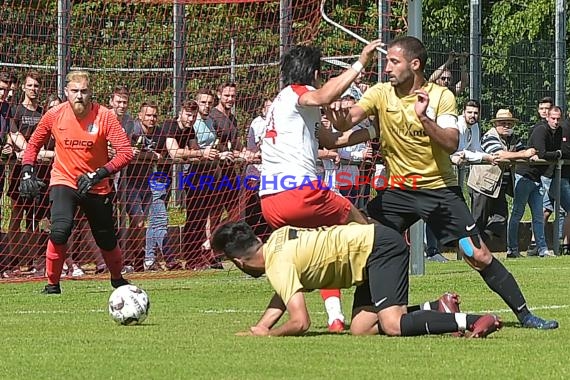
[212,221,502,338]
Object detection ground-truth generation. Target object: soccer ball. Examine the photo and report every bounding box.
[108,285,150,325]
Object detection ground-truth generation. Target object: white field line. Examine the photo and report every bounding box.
[201,304,570,315]
[476,304,570,314]
[6,304,568,316]
[8,309,106,315]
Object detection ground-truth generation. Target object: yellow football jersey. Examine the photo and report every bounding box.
[263,223,375,305]
[358,82,458,189]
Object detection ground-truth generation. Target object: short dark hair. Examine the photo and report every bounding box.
[24,70,41,84]
[211,221,259,259]
[139,101,158,112]
[387,36,428,71]
[217,82,236,93]
[8,72,18,84]
[196,87,215,98]
[0,71,12,84]
[464,99,480,110]
[538,96,554,106]
[180,100,198,112]
[549,105,562,115]
[46,94,62,110]
[281,45,322,87]
[111,85,129,99]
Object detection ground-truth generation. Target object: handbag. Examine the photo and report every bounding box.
[467,164,503,199]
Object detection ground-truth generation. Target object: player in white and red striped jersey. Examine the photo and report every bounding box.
[258,41,382,332]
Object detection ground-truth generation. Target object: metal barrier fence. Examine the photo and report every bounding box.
[410,158,569,275]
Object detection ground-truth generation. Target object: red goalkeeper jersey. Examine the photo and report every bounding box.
[22,102,133,195]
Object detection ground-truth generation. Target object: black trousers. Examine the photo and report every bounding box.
[470,185,509,245]
[49,185,118,251]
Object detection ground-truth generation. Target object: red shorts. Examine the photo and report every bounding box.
[261,182,352,229]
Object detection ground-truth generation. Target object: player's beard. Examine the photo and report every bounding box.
[72,101,89,117]
[243,267,264,278]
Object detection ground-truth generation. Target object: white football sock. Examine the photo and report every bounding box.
[422,301,432,310]
[454,313,467,331]
[324,297,344,325]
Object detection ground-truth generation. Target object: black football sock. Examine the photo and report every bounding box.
[479,257,530,322]
[400,310,459,336]
[466,314,482,331]
[406,300,440,312]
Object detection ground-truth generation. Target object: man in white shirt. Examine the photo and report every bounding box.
[426,100,493,263]
[451,100,495,166]
[337,88,373,207]
[246,98,272,177]
[244,98,272,242]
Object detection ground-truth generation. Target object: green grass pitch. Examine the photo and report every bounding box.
[1,256,569,379]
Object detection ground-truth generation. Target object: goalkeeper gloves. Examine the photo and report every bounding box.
[19,165,46,200]
[76,167,110,195]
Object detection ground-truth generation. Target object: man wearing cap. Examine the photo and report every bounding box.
[509,106,562,258]
[470,109,536,249]
[337,87,373,208]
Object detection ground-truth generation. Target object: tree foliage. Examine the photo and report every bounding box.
[0,0,567,131]
[422,0,566,129]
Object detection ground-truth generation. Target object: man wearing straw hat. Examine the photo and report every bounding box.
[469,108,536,251]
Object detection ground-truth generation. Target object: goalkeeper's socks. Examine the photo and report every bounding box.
[46,240,67,286]
[100,246,125,280]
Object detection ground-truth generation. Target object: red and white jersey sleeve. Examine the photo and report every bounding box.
[260,84,320,196]
[23,102,133,195]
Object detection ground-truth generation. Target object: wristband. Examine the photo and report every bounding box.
[366,123,377,139]
[351,61,364,74]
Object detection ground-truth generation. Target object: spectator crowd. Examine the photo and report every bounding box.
[0,58,568,280]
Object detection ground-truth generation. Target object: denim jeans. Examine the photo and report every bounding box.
[548,176,570,237]
[541,175,553,211]
[558,177,570,212]
[508,174,547,251]
[424,225,439,253]
[145,190,169,262]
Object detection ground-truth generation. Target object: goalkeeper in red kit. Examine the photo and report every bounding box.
[19,71,134,294]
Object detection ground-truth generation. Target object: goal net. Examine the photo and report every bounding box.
[0,0,399,280]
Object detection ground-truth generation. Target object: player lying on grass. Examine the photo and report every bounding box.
[212,221,502,338]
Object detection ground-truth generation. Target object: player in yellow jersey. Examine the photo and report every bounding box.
[322,36,558,330]
[212,221,502,338]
